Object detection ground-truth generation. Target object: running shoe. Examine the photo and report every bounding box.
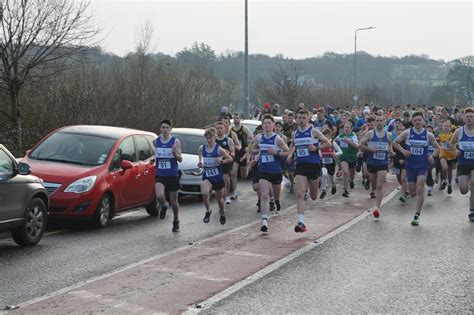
[225,197,232,204]
[455,177,459,184]
[447,185,452,194]
[469,211,474,222]
[275,200,281,212]
[320,191,326,199]
[370,192,376,199]
[256,200,261,212]
[373,208,380,218]
[342,191,349,198]
[270,201,276,212]
[350,180,355,189]
[411,214,420,226]
[331,186,337,195]
[159,202,168,219]
[203,209,212,223]
[260,218,268,232]
[220,214,226,225]
[294,222,307,233]
[399,195,406,203]
[364,180,370,190]
[172,220,180,232]
[439,182,447,190]
[427,188,433,196]
[304,192,309,201]
[230,195,238,201]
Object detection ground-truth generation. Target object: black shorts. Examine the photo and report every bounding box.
[203,179,225,191]
[322,163,336,175]
[295,163,321,180]
[440,157,458,166]
[259,172,282,185]
[457,164,474,176]
[341,160,356,169]
[362,153,368,163]
[252,165,260,184]
[234,149,248,166]
[367,164,389,174]
[393,159,405,170]
[155,176,180,192]
[221,164,231,175]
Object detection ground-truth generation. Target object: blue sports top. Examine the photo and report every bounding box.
[458,126,474,165]
[294,126,320,164]
[154,136,179,177]
[259,133,282,174]
[405,128,429,169]
[201,144,224,182]
[367,130,389,166]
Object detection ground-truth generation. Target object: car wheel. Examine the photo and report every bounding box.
[145,197,158,217]
[11,198,48,246]
[93,194,112,228]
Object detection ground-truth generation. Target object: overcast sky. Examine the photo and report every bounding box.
[89,0,473,61]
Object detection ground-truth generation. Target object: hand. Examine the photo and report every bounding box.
[428,155,434,166]
[286,155,293,163]
[402,149,411,158]
[400,159,405,165]
[216,158,223,166]
[370,147,378,153]
[268,148,277,156]
[389,151,396,158]
[456,149,461,157]
[250,159,257,167]
[308,144,318,152]
[172,144,179,158]
[198,162,203,168]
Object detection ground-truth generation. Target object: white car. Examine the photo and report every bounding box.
[172,128,206,196]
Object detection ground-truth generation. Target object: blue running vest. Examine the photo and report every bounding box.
[367,130,389,166]
[294,126,320,164]
[155,136,179,177]
[259,133,282,174]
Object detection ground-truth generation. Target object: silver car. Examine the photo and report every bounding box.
[172,128,206,196]
[0,144,49,246]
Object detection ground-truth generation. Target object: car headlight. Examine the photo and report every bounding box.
[183,168,203,176]
[64,176,97,194]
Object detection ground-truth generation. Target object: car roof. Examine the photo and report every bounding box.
[172,128,205,136]
[57,125,157,139]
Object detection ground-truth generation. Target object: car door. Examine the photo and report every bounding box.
[134,135,156,204]
[108,136,142,209]
[0,148,26,222]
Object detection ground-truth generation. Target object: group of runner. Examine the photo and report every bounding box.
[152,105,474,233]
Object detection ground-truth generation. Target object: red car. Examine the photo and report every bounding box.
[22,125,158,227]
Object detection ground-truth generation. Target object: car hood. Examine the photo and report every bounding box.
[179,153,200,170]
[23,158,101,183]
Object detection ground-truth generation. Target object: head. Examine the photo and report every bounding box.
[322,128,332,140]
[317,108,325,120]
[233,113,242,125]
[333,111,340,118]
[411,111,425,129]
[366,116,375,130]
[204,127,216,145]
[375,114,385,130]
[343,122,353,135]
[221,116,231,129]
[275,121,283,133]
[262,115,275,133]
[402,111,411,122]
[286,111,295,124]
[215,121,225,137]
[442,120,452,133]
[160,119,172,136]
[341,113,349,125]
[296,109,310,128]
[394,118,404,131]
[426,124,434,133]
[464,107,474,127]
[298,103,305,110]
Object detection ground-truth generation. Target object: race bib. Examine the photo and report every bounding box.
[373,152,386,160]
[464,151,474,159]
[296,147,309,157]
[156,147,173,159]
[392,167,400,175]
[339,141,348,148]
[157,161,171,169]
[322,157,333,164]
[205,168,219,177]
[410,147,423,155]
[443,142,450,149]
[261,154,275,163]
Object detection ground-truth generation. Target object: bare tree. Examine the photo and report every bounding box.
[0,0,99,152]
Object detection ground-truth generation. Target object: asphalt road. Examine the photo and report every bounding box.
[0,180,297,308]
[203,185,474,314]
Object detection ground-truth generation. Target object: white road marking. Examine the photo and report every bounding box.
[225,250,270,258]
[141,266,232,282]
[183,187,401,314]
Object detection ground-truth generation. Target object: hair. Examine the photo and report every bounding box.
[262,114,275,123]
[214,121,225,127]
[233,112,241,117]
[287,111,295,117]
[345,122,353,128]
[204,127,216,138]
[411,111,424,120]
[366,116,376,123]
[275,121,283,127]
[221,114,231,121]
[394,118,402,123]
[464,107,474,114]
[160,119,172,127]
[297,109,310,116]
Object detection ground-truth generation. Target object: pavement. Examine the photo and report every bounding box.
[5,175,401,314]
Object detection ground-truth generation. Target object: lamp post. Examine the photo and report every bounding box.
[353,26,375,105]
[244,0,249,117]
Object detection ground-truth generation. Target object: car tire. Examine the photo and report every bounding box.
[93,194,113,228]
[145,197,158,217]
[11,198,48,246]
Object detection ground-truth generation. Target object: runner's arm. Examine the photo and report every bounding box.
[218,146,234,164]
[173,139,183,162]
[428,132,441,158]
[332,141,343,156]
[358,130,375,153]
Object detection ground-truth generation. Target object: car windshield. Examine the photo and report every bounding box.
[29,132,116,166]
[174,133,205,155]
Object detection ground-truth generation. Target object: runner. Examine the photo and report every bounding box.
[437,120,457,194]
[425,124,436,196]
[231,113,253,198]
[198,127,234,225]
[319,128,343,199]
[359,116,375,194]
[250,125,263,212]
[392,118,410,202]
[221,115,241,200]
[154,119,183,232]
[393,112,440,226]
[215,121,235,204]
[254,115,289,232]
[335,122,359,197]
[287,109,330,232]
[450,107,474,222]
[359,114,393,218]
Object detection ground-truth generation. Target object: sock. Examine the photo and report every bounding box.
[261,214,268,225]
[270,198,275,203]
[206,208,211,213]
[298,214,305,224]
[414,212,420,220]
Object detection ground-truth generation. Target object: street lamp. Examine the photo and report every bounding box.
[244,0,249,117]
[353,26,375,105]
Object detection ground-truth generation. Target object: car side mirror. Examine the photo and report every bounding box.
[120,160,133,170]
[17,162,31,175]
